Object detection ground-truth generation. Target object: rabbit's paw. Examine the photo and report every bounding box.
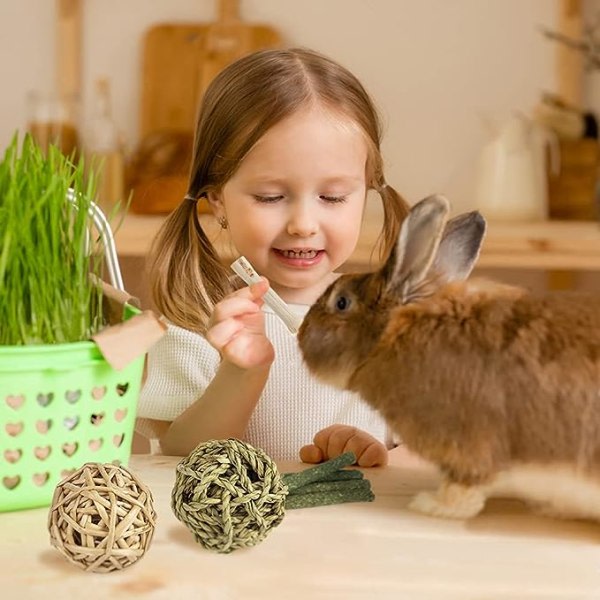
[408,483,486,520]
[527,500,583,521]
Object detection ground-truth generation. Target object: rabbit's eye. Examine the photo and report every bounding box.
[335,295,351,312]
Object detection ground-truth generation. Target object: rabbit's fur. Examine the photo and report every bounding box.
[298,195,600,521]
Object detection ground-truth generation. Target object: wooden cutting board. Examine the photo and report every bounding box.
[140,0,282,138]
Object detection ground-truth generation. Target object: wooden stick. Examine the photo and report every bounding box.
[218,0,240,23]
[555,0,584,108]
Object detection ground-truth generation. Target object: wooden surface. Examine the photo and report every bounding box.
[3,447,600,598]
[114,212,600,272]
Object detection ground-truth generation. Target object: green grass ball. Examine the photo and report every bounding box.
[171,439,288,553]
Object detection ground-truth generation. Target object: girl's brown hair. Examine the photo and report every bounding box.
[149,47,409,334]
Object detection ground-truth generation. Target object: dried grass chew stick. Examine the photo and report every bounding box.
[230,256,303,334]
[282,451,358,493]
[282,452,375,509]
[285,486,374,509]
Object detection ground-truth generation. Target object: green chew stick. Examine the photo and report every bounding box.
[280,452,375,509]
[308,469,364,482]
[285,487,375,510]
[282,451,357,492]
[291,479,371,496]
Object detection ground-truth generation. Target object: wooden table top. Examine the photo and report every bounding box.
[3,447,600,599]
[114,212,600,272]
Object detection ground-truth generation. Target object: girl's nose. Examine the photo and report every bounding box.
[286,201,318,237]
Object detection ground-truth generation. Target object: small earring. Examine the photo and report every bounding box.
[218,216,228,229]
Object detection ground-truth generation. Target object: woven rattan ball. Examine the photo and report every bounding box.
[172,439,288,553]
[48,462,156,573]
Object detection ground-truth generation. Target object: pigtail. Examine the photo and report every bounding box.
[148,198,233,335]
[377,184,410,263]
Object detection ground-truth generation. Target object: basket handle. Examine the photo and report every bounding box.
[66,188,125,292]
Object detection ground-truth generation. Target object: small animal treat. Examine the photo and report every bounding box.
[171,439,373,553]
[298,194,600,522]
[231,256,303,334]
[48,463,156,572]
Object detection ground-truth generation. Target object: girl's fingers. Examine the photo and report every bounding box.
[312,425,386,466]
[230,277,269,301]
[209,278,269,325]
[313,424,349,450]
[210,296,260,326]
[356,441,388,468]
[205,318,245,350]
[325,425,358,459]
[299,444,324,464]
[311,424,356,460]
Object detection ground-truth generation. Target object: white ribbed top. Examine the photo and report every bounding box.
[137,304,388,459]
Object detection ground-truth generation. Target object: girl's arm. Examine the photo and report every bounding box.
[159,279,273,456]
[159,360,270,456]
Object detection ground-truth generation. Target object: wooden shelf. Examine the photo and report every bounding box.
[114,213,600,272]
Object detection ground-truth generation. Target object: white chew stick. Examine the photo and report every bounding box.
[230,256,302,334]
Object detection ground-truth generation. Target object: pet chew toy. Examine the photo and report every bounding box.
[171,438,373,553]
[48,462,156,572]
[231,256,302,334]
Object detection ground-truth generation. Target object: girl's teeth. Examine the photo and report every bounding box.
[281,250,318,259]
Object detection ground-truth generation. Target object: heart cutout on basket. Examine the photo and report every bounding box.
[116,383,129,397]
[114,408,128,422]
[63,416,79,431]
[4,449,22,464]
[90,412,105,426]
[5,394,25,410]
[34,445,52,460]
[5,422,23,437]
[65,389,81,404]
[36,419,52,434]
[113,434,125,448]
[88,438,103,451]
[91,386,107,400]
[36,392,54,407]
[32,473,50,487]
[2,476,20,490]
[32,472,49,486]
[61,442,78,457]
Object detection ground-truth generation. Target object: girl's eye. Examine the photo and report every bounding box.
[335,295,351,312]
[320,195,347,203]
[253,195,284,203]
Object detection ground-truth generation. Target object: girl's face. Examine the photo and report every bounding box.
[209,106,369,304]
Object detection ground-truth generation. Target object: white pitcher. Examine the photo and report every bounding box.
[474,113,559,222]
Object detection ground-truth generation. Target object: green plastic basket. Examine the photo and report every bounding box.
[1,193,146,512]
[0,304,144,512]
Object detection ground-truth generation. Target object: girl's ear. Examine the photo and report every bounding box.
[431,211,487,283]
[381,194,449,301]
[206,190,225,219]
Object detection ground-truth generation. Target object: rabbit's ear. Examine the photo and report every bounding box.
[382,194,449,299]
[431,211,487,282]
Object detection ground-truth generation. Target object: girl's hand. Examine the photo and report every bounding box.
[299,424,389,468]
[206,278,275,370]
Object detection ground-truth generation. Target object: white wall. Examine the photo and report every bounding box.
[0,0,581,213]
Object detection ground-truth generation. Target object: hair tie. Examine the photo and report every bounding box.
[379,182,388,193]
[184,194,198,203]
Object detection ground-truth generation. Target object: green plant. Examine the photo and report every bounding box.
[0,134,104,345]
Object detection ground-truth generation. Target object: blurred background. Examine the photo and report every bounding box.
[1,0,599,303]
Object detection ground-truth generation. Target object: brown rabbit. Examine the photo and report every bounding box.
[297,194,600,521]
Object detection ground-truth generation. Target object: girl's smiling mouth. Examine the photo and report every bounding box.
[273,248,325,266]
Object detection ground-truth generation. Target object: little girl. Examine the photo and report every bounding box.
[137,47,410,465]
